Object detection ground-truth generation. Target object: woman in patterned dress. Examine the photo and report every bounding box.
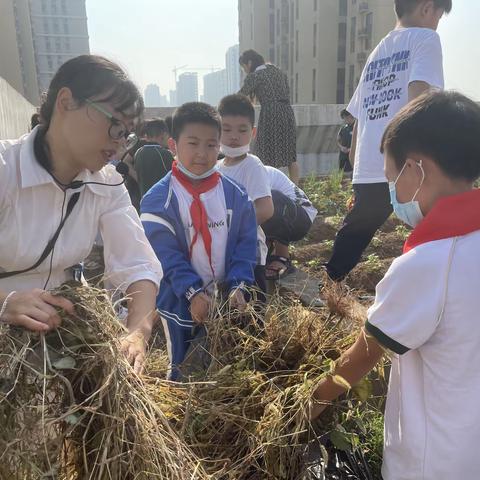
[239,49,299,185]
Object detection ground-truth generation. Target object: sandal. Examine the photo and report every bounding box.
[265,255,294,281]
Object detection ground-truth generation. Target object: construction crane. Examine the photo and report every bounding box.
[172,65,222,84]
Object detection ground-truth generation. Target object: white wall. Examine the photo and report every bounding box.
[0,76,36,139]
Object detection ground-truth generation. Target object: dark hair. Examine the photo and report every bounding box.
[340,109,351,119]
[30,113,40,129]
[381,91,480,182]
[218,94,255,127]
[394,0,452,18]
[171,102,221,141]
[142,118,169,138]
[239,49,265,73]
[164,115,173,136]
[39,54,144,128]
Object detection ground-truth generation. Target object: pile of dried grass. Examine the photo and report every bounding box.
[143,282,373,479]
[0,283,205,480]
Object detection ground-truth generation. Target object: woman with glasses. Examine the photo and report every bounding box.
[0,55,162,372]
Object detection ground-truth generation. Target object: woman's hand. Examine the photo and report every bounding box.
[0,289,74,332]
[120,330,147,374]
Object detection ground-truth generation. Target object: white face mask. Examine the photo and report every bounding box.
[176,159,218,180]
[220,143,250,158]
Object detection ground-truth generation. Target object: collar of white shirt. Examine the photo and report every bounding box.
[19,128,115,197]
[255,64,267,72]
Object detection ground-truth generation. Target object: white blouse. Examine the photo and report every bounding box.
[0,128,162,294]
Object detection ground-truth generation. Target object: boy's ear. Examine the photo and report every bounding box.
[168,137,177,155]
[252,126,257,140]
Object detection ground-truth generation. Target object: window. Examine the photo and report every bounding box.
[295,30,299,62]
[314,0,318,11]
[277,9,280,35]
[41,0,47,13]
[296,0,299,20]
[47,55,53,70]
[63,19,69,34]
[270,47,275,63]
[61,0,67,14]
[339,0,348,16]
[290,2,294,32]
[365,13,373,50]
[295,72,298,103]
[55,37,61,51]
[290,42,294,74]
[250,13,253,40]
[65,38,70,52]
[348,64,355,98]
[270,13,275,43]
[313,23,317,57]
[53,20,59,33]
[270,0,275,8]
[336,67,346,103]
[312,69,316,102]
[337,22,347,62]
[350,17,356,53]
[43,19,49,33]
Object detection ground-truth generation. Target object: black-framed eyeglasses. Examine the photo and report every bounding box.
[86,99,136,142]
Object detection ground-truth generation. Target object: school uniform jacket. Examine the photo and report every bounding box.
[140,171,257,328]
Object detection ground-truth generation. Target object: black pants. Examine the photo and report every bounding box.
[262,190,313,246]
[326,183,393,281]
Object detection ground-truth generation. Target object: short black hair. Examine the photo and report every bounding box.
[171,102,221,141]
[381,90,480,182]
[30,112,40,129]
[394,0,452,18]
[239,49,265,72]
[164,115,173,136]
[40,55,143,128]
[340,109,352,119]
[218,94,255,127]
[142,118,168,138]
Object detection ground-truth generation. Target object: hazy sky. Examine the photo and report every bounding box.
[86,0,480,101]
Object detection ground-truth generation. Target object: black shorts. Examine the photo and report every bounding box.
[262,190,313,246]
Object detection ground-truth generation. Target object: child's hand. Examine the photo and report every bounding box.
[229,288,247,313]
[190,292,212,324]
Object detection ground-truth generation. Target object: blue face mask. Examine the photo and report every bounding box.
[389,160,425,228]
[176,159,218,180]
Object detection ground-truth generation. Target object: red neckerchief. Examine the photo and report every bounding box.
[171,161,220,273]
[404,189,480,254]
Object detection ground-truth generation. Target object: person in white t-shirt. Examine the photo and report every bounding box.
[217,94,274,297]
[310,90,480,480]
[262,166,318,279]
[325,0,451,282]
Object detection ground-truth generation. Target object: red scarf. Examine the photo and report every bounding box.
[171,161,221,272]
[404,189,480,254]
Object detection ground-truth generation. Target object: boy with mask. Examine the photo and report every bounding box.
[309,91,480,480]
[217,94,274,295]
[141,102,257,380]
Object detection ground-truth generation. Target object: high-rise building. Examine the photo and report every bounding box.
[203,69,228,106]
[226,44,241,93]
[176,72,199,105]
[238,0,396,104]
[0,0,90,104]
[144,84,162,107]
[169,89,177,107]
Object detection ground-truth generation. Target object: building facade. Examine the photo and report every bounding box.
[226,44,241,93]
[203,69,228,107]
[176,72,199,105]
[0,0,89,105]
[238,0,396,104]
